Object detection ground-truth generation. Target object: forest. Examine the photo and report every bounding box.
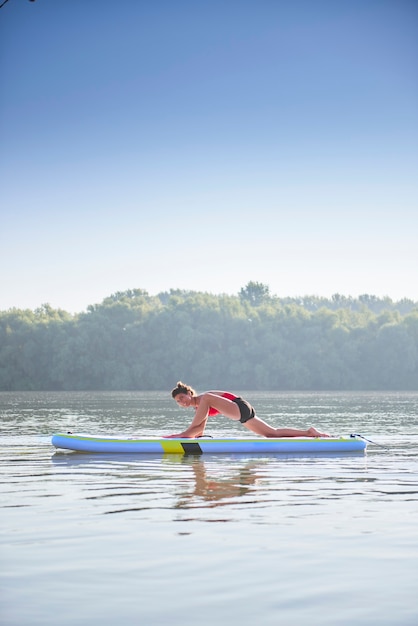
[1,283,417,391]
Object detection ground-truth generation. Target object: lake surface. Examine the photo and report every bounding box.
[1,391,418,626]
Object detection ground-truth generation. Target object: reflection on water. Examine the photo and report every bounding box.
[51,452,265,511]
[177,458,260,506]
[47,449,376,524]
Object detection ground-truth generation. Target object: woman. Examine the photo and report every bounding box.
[165,381,330,439]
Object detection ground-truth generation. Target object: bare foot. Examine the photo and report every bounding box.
[307,427,330,438]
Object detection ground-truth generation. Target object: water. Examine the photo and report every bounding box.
[1,391,418,626]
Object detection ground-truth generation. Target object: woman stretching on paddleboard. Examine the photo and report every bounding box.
[166,381,330,439]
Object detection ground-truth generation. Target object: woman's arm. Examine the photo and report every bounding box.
[164,395,211,438]
[164,415,209,439]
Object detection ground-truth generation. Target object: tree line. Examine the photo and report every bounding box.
[1,284,417,391]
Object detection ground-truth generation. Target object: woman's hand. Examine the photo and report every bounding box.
[163,426,206,439]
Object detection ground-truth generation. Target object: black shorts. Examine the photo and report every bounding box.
[232,397,255,423]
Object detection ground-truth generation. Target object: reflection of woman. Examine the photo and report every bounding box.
[176,459,260,506]
[167,381,329,439]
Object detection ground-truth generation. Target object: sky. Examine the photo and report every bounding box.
[1,0,417,313]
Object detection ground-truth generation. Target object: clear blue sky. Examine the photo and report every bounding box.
[1,0,417,312]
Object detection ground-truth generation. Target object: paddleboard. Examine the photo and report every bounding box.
[51,433,367,454]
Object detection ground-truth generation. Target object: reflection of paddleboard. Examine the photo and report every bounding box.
[51,433,367,454]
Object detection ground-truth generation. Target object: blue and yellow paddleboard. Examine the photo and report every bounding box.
[51,433,367,454]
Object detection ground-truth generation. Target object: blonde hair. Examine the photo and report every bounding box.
[171,381,196,398]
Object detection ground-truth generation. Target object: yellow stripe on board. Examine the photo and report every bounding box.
[160,440,186,454]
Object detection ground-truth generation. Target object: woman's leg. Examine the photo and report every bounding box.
[244,417,329,438]
[196,394,241,421]
[196,395,329,438]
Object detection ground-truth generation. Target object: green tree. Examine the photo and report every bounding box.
[239,281,271,306]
